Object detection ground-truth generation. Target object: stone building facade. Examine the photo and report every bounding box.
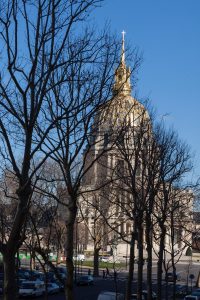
[78,33,193,260]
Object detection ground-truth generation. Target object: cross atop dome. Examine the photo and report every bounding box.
[112,31,131,96]
[122,30,126,40]
[121,30,126,65]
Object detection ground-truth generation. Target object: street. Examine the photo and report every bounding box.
[36,277,127,300]
[36,261,200,300]
[0,261,199,300]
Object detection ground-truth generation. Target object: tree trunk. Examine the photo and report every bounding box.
[56,246,60,266]
[157,225,166,300]
[137,220,144,300]
[93,245,100,277]
[196,271,200,288]
[146,218,153,300]
[3,184,32,300]
[170,215,176,300]
[125,232,136,300]
[3,250,17,300]
[65,206,77,300]
[171,256,177,300]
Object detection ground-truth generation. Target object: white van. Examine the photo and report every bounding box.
[184,296,199,300]
[97,291,124,300]
[19,280,45,297]
[77,254,85,261]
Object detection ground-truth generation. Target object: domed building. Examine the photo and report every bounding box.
[78,33,151,259]
[82,32,150,187]
[78,33,192,261]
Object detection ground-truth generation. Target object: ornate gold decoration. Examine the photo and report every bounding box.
[113,31,131,96]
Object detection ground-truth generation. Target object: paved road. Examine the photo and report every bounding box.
[37,277,127,300]
[36,271,198,300]
[0,261,199,299]
[35,279,196,300]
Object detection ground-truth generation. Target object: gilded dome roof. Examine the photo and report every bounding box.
[94,32,149,132]
[99,95,148,130]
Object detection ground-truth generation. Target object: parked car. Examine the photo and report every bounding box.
[131,294,145,300]
[77,254,85,261]
[49,266,67,280]
[54,266,67,279]
[0,273,4,295]
[97,291,124,300]
[28,270,45,281]
[76,275,94,286]
[57,266,67,274]
[17,269,30,280]
[191,290,200,299]
[51,279,64,291]
[184,296,200,300]
[47,282,60,294]
[45,271,55,282]
[99,257,109,263]
[142,290,157,300]
[19,280,45,297]
[175,285,188,298]
[165,272,181,282]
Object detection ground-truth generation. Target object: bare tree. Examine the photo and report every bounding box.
[83,97,154,300]
[113,104,154,300]
[99,112,194,300]
[153,126,193,300]
[0,1,108,299]
[33,26,142,299]
[37,42,121,299]
[79,192,119,277]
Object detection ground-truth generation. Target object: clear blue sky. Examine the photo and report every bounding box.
[92,0,200,180]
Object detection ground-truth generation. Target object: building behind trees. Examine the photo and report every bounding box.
[79,33,194,263]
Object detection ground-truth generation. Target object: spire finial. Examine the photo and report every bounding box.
[121,30,126,64]
[112,31,131,96]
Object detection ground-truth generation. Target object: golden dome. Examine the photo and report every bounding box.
[99,95,148,130]
[94,32,149,133]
